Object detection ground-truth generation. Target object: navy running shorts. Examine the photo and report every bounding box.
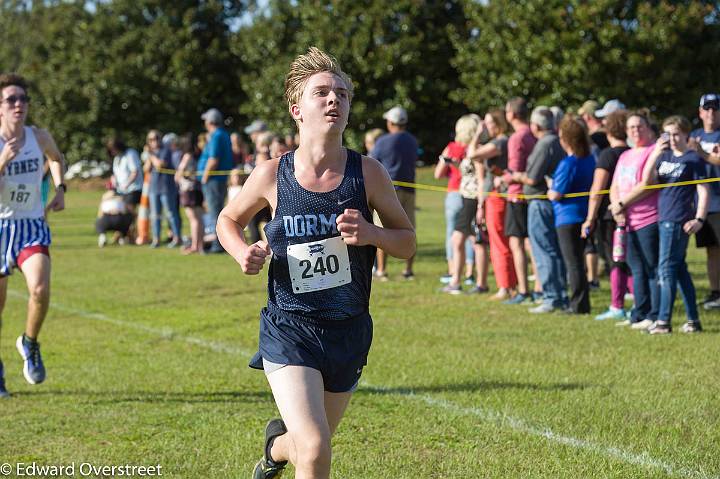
[249,302,373,393]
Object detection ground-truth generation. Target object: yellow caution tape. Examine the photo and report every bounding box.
[393,177,720,201]
[156,166,720,200]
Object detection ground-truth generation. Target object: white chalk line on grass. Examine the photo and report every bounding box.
[6,290,253,357]
[9,290,716,479]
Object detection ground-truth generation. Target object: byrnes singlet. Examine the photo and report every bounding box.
[0,127,45,219]
[264,149,376,320]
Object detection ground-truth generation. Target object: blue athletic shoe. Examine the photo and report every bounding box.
[16,335,46,385]
[594,306,626,321]
[0,360,9,398]
[504,293,530,305]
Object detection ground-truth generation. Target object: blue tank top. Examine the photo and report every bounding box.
[264,149,376,320]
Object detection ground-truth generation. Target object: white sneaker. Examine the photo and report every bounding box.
[631,319,655,330]
[98,233,107,248]
[529,303,554,314]
[703,299,720,310]
[615,319,631,327]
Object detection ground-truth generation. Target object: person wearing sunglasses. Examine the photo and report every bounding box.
[689,93,720,310]
[0,73,66,397]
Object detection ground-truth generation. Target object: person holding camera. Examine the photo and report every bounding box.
[434,114,484,291]
[468,109,515,300]
[439,114,489,294]
[641,116,708,334]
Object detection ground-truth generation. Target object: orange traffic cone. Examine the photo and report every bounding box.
[135,176,150,245]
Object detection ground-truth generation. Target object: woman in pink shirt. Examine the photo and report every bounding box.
[609,112,659,330]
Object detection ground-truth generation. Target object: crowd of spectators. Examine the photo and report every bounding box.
[98,92,720,334]
[434,92,720,335]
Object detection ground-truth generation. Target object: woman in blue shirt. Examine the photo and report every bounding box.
[641,115,709,334]
[548,115,595,314]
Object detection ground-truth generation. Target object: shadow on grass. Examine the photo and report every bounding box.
[11,390,273,404]
[357,380,590,396]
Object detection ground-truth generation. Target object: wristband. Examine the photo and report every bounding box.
[57,183,67,193]
[618,201,624,210]
[696,217,705,223]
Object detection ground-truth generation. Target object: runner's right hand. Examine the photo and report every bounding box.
[240,240,271,274]
[0,137,20,165]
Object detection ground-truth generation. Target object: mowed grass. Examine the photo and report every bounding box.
[1,167,719,478]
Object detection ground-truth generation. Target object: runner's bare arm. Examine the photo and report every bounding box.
[344,155,415,259]
[217,159,279,274]
[35,127,66,212]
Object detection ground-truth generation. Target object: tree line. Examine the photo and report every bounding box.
[1,0,718,164]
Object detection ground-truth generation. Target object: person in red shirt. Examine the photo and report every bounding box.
[497,97,537,304]
[434,115,485,290]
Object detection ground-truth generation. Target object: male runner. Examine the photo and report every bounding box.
[0,73,66,397]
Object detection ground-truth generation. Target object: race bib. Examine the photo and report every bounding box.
[287,236,351,294]
[0,180,40,212]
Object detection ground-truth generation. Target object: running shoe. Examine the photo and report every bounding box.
[631,319,655,331]
[646,322,671,335]
[441,284,462,295]
[703,297,720,310]
[0,360,9,398]
[439,274,452,284]
[594,307,626,321]
[16,335,46,385]
[98,233,107,248]
[463,275,475,286]
[504,293,530,305]
[253,419,288,479]
[373,271,389,282]
[701,290,720,306]
[529,303,554,314]
[531,292,544,304]
[401,271,415,281]
[465,285,489,295]
[589,280,600,290]
[681,321,703,334]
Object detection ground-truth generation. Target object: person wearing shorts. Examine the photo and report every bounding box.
[689,93,720,309]
[216,48,415,479]
[0,73,66,398]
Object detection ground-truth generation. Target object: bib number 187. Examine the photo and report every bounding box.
[300,255,340,279]
[10,190,31,204]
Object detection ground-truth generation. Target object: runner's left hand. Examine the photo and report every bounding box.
[46,189,65,212]
[337,208,374,246]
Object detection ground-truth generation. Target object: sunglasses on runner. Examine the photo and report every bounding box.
[2,95,30,105]
[702,102,719,111]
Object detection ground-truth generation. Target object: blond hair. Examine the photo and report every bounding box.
[454,114,481,145]
[284,47,354,109]
[662,115,692,135]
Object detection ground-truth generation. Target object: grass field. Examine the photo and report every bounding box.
[1,167,719,478]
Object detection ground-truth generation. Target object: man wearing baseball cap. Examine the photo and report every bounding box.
[578,100,609,152]
[690,93,720,308]
[370,106,418,280]
[198,108,233,253]
[594,99,626,119]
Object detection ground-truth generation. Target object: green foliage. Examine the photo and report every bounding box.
[0,0,247,163]
[453,0,720,120]
[1,0,719,163]
[234,0,467,156]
